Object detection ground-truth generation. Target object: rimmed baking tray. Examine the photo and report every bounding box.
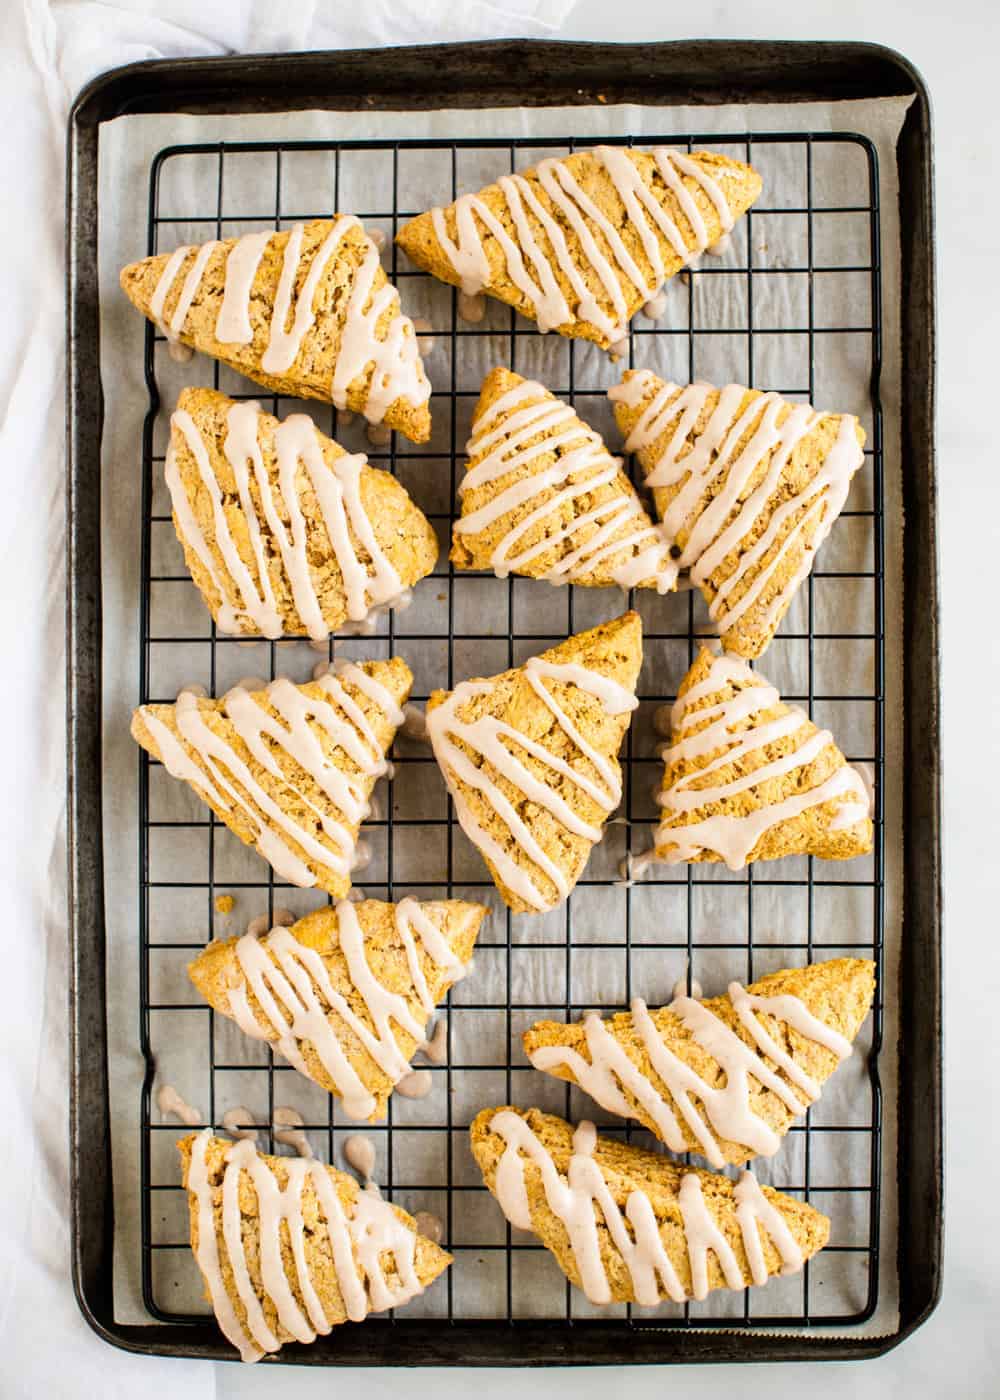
[66,39,939,1364]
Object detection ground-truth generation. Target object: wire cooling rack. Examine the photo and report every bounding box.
[137,131,884,1334]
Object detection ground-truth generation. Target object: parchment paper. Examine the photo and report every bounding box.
[97,94,908,1341]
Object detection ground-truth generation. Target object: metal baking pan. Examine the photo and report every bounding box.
[66,39,939,1364]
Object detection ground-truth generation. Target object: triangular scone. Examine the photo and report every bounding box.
[189,898,486,1120]
[451,368,676,592]
[166,388,438,640]
[397,147,761,350]
[610,369,866,657]
[179,1131,450,1362]
[120,219,432,442]
[654,647,873,867]
[131,659,411,897]
[470,1107,828,1307]
[524,958,875,1168]
[426,613,642,914]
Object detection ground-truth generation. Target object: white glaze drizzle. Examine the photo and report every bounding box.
[458,379,676,593]
[149,245,191,336]
[489,1113,802,1305]
[138,666,398,886]
[608,371,865,641]
[168,399,408,640]
[225,899,469,1118]
[655,651,871,868]
[426,653,638,911]
[216,230,271,342]
[528,978,853,1169]
[157,1084,202,1126]
[186,1128,423,1362]
[427,147,736,344]
[146,220,429,424]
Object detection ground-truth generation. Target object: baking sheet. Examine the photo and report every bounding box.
[96,94,908,1341]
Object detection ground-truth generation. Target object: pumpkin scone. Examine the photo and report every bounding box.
[524,958,875,1168]
[470,1107,828,1306]
[164,388,437,640]
[396,146,761,350]
[179,1131,451,1361]
[120,219,431,441]
[653,647,873,868]
[189,898,486,1120]
[425,612,642,914]
[452,368,676,592]
[131,659,411,896]
[609,369,866,658]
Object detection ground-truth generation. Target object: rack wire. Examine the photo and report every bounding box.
[136,131,884,1335]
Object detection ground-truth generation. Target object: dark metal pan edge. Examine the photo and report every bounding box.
[66,37,939,1364]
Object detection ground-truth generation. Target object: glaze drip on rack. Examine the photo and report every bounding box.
[186,1129,424,1361]
[225,899,468,1118]
[490,1113,803,1303]
[529,979,853,1168]
[428,147,735,344]
[426,656,637,911]
[655,651,871,868]
[457,378,677,591]
[149,218,430,421]
[138,665,401,886]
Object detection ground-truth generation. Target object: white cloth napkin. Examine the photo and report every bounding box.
[0,3,574,1395]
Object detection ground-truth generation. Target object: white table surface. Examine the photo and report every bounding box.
[3,0,995,1396]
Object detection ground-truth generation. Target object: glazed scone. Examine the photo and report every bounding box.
[396,147,761,350]
[426,612,642,913]
[610,369,866,658]
[524,958,875,1167]
[189,898,487,1120]
[179,1131,451,1361]
[131,660,411,897]
[120,219,432,442]
[654,647,873,867]
[452,368,676,592]
[165,388,438,640]
[470,1107,828,1306]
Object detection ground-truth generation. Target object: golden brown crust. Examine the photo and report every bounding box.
[426,612,642,913]
[170,387,438,637]
[178,1134,451,1349]
[188,898,487,1119]
[130,659,412,897]
[451,367,673,590]
[120,220,431,442]
[612,371,867,658]
[655,647,873,864]
[470,1107,829,1303]
[523,958,876,1164]
[397,149,761,350]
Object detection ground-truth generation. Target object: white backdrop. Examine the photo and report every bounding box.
[1,0,993,1396]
